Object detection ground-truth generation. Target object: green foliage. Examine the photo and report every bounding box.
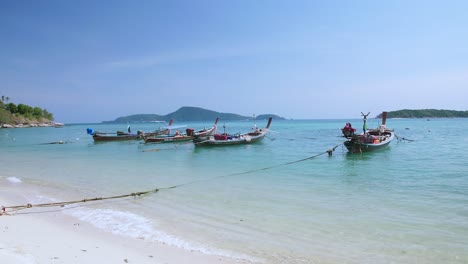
[378,109,468,118]
[5,103,17,113]
[111,114,164,123]
[43,109,53,120]
[33,107,43,118]
[17,103,33,115]
[0,108,13,124]
[165,107,247,121]
[0,95,54,124]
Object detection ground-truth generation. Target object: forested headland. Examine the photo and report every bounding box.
[377,109,468,118]
[0,95,55,127]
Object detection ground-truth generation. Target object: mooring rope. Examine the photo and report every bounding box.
[395,134,415,142]
[1,189,159,215]
[163,143,342,190]
[142,146,179,152]
[1,144,342,216]
[39,141,68,145]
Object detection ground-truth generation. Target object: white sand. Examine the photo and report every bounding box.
[0,184,252,264]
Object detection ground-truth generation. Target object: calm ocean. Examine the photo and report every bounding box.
[1,118,467,263]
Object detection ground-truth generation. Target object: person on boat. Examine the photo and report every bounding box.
[343,123,356,133]
[127,125,131,133]
[345,123,351,130]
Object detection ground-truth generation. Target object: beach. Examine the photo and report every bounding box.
[1,181,250,264]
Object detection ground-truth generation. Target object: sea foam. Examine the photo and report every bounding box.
[64,207,259,262]
[6,176,22,183]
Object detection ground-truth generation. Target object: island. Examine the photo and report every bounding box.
[377,109,468,118]
[103,106,285,123]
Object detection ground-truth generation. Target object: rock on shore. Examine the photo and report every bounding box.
[1,122,64,128]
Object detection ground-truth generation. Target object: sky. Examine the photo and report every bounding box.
[1,0,467,123]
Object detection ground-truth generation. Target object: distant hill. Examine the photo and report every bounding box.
[103,106,284,123]
[377,109,468,118]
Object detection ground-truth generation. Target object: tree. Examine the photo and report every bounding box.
[33,107,43,118]
[17,104,33,115]
[0,97,55,124]
[0,108,13,124]
[42,109,54,120]
[5,103,17,114]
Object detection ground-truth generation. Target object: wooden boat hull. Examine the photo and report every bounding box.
[344,132,395,153]
[196,117,272,146]
[199,133,266,145]
[141,119,173,137]
[89,123,170,142]
[191,126,218,142]
[141,129,170,138]
[144,118,219,144]
[144,135,192,143]
[92,133,141,142]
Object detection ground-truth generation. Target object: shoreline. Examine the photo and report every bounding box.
[1,122,64,128]
[0,178,253,264]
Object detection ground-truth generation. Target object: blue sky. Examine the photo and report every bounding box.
[1,0,467,123]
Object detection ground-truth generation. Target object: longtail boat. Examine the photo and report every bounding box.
[143,118,219,144]
[87,119,173,142]
[195,117,272,146]
[191,118,219,143]
[343,112,394,153]
[142,119,173,137]
[91,131,142,142]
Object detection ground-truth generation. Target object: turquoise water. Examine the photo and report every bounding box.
[1,118,467,263]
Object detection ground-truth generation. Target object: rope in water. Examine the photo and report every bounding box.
[164,143,342,190]
[395,134,415,142]
[1,143,342,216]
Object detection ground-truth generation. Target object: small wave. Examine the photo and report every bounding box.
[65,207,259,262]
[6,177,22,183]
[66,208,154,239]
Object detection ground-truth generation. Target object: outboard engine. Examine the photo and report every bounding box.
[186,128,194,136]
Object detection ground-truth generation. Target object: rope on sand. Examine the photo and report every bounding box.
[1,143,343,216]
[1,190,158,215]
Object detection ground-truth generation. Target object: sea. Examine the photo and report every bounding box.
[1,118,467,264]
